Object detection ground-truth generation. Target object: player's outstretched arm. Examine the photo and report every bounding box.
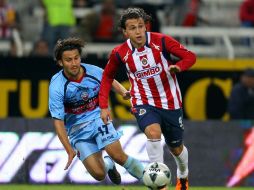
[53,119,76,170]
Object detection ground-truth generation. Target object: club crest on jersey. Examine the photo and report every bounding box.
[81,91,89,101]
[134,65,162,79]
[139,108,146,116]
[141,57,148,66]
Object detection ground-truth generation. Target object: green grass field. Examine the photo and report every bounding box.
[0,185,252,190]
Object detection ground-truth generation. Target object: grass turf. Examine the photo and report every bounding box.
[0,185,253,190]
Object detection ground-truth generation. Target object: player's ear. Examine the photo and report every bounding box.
[58,60,63,67]
[122,29,127,37]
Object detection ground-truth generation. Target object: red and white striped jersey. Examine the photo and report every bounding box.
[99,32,196,110]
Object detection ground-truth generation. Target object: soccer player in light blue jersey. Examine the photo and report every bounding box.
[48,37,144,185]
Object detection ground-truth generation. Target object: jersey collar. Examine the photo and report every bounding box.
[62,64,86,83]
[127,32,150,53]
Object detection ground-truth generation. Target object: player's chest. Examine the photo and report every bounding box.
[124,47,163,72]
[64,79,100,102]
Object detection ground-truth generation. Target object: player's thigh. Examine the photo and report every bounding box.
[160,108,184,148]
[75,138,100,162]
[82,151,106,180]
[131,105,162,135]
[94,119,122,151]
[105,140,128,165]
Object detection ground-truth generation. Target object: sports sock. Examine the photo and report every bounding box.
[104,156,114,172]
[146,139,164,163]
[172,146,189,179]
[123,156,144,180]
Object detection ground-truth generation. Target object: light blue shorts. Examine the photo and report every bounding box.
[69,118,122,161]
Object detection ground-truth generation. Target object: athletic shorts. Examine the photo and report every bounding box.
[69,118,122,161]
[131,105,184,148]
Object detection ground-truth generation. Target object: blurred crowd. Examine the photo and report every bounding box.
[0,0,252,57]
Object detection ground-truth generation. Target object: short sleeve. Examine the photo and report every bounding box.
[48,83,65,120]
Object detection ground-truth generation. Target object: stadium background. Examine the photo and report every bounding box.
[0,0,254,189]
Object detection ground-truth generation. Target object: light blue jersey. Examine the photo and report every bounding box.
[49,63,103,134]
[49,63,121,161]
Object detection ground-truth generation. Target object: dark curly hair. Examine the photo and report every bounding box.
[53,37,85,62]
[119,7,152,29]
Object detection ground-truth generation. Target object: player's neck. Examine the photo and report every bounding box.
[68,68,85,83]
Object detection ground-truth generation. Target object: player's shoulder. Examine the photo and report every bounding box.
[112,41,129,54]
[82,63,103,72]
[150,32,167,39]
[151,32,174,41]
[49,70,66,91]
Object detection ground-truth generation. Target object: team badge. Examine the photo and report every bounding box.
[141,57,148,66]
[81,91,89,101]
[139,108,146,116]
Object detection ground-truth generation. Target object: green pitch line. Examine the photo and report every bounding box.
[0,185,253,190]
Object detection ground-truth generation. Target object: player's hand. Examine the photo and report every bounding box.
[122,91,131,100]
[168,65,181,73]
[100,108,112,124]
[64,150,76,170]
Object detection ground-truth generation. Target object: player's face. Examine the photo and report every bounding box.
[59,49,82,80]
[123,18,146,48]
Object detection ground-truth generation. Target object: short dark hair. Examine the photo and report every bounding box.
[53,37,85,61]
[119,7,152,29]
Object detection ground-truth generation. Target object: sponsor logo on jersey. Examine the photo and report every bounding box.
[123,50,130,62]
[134,65,162,79]
[152,43,160,50]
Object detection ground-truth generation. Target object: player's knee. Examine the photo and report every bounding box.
[92,170,106,181]
[111,152,128,166]
[145,125,162,139]
[146,129,161,139]
[170,145,183,156]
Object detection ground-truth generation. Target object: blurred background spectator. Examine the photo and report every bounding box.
[228,68,254,120]
[30,38,49,57]
[73,0,90,8]
[239,0,254,28]
[0,0,19,40]
[40,0,76,52]
[239,0,254,46]
[77,0,122,42]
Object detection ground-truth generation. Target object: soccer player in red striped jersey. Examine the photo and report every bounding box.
[99,8,196,190]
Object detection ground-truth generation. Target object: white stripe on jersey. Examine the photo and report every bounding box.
[125,63,143,106]
[160,54,180,109]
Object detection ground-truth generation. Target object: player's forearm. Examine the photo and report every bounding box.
[112,80,128,96]
[175,51,196,71]
[53,120,73,154]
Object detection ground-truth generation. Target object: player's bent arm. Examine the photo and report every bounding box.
[112,79,131,100]
[53,119,75,155]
